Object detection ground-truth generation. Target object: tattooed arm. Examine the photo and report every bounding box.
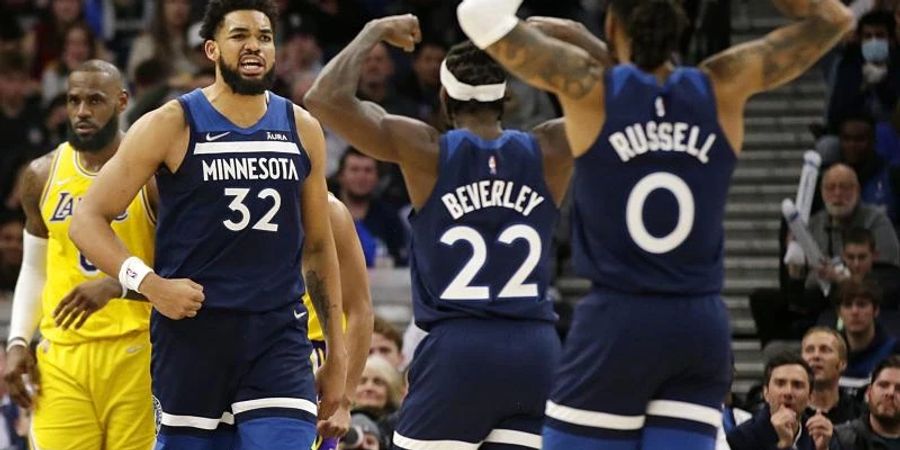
[295,104,346,421]
[701,0,853,103]
[700,0,852,151]
[485,23,605,102]
[525,17,613,68]
[479,22,607,156]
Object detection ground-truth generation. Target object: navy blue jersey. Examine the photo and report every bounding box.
[409,129,559,329]
[155,89,311,311]
[571,65,737,295]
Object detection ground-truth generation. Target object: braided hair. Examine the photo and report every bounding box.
[443,40,507,121]
[609,0,688,71]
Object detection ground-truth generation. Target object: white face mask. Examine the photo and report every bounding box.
[862,38,890,63]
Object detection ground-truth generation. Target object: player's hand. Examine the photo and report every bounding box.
[317,397,351,438]
[807,410,833,450]
[52,278,122,330]
[770,405,798,448]
[315,358,347,422]
[373,14,421,52]
[140,274,205,319]
[4,344,39,410]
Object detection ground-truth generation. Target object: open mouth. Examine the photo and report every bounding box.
[239,56,265,76]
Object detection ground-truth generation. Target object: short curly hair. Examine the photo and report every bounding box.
[199,0,279,41]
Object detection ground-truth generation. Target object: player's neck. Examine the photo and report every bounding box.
[204,82,268,128]
[810,383,840,412]
[77,132,123,171]
[454,113,502,140]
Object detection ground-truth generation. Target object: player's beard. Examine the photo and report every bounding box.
[219,55,276,95]
[67,112,120,153]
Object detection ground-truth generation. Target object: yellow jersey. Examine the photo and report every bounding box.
[303,292,347,342]
[39,143,156,344]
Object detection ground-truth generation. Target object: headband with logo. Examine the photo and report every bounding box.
[440,60,507,102]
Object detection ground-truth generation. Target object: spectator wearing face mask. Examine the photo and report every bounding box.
[827,10,900,132]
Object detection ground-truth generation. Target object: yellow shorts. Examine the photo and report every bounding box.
[31,331,155,450]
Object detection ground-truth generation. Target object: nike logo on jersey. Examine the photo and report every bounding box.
[206,132,231,141]
[294,310,308,320]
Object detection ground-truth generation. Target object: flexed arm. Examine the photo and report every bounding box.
[304,15,438,165]
[457,0,606,101]
[456,0,607,155]
[701,0,853,103]
[304,15,441,207]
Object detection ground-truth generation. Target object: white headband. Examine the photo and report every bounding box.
[440,60,507,102]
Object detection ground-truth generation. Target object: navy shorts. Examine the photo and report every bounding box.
[544,289,732,447]
[151,302,317,449]
[393,318,561,450]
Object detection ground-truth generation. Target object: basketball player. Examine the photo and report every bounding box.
[69,0,347,448]
[456,0,854,448]
[56,193,371,450]
[305,15,574,450]
[307,194,373,450]
[3,60,156,450]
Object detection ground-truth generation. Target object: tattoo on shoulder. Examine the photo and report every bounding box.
[494,27,602,99]
[305,270,331,329]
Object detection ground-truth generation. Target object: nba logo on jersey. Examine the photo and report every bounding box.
[488,155,497,175]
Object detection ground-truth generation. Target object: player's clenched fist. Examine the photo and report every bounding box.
[370,14,421,52]
[140,274,205,319]
[316,356,348,422]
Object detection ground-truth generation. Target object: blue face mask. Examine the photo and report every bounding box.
[862,38,890,63]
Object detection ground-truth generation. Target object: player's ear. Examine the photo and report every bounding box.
[205,40,219,63]
[117,89,129,112]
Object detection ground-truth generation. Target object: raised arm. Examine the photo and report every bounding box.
[295,106,347,423]
[69,101,204,319]
[304,15,438,167]
[701,0,854,104]
[317,194,373,438]
[457,0,606,155]
[524,17,613,75]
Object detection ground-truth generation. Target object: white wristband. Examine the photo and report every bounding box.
[457,0,523,49]
[118,257,153,294]
[6,337,28,352]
